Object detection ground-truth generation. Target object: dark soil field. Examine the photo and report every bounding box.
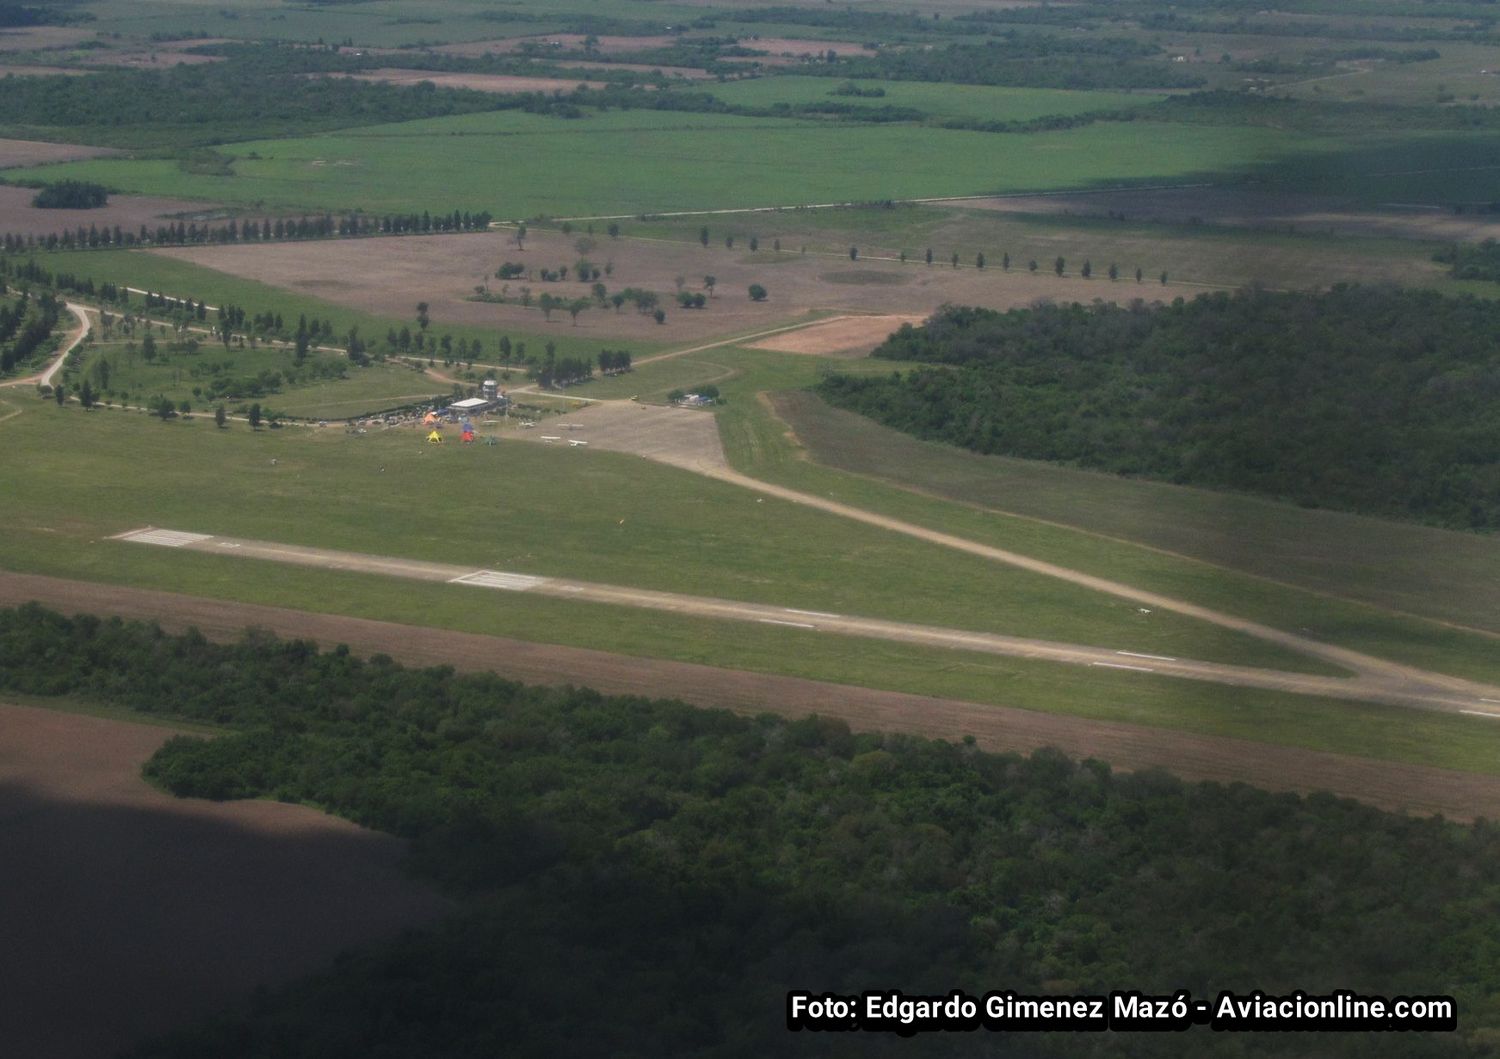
[0,184,226,236]
[0,701,449,1059]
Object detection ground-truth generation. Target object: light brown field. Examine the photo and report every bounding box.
[723,36,873,65]
[345,68,605,93]
[748,313,924,356]
[0,184,227,236]
[0,63,84,77]
[0,700,448,1059]
[0,138,120,169]
[154,228,1212,344]
[0,25,94,52]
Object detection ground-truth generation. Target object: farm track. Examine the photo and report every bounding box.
[5,569,1500,822]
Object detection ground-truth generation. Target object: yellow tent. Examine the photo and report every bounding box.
[426,430,444,443]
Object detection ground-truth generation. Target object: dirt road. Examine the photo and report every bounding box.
[0,301,90,392]
[4,569,1498,821]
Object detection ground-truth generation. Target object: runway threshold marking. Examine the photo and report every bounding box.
[1092,661,1156,673]
[117,529,214,548]
[450,570,548,592]
[1118,650,1177,662]
[759,618,817,630]
[786,608,839,618]
[1461,709,1500,719]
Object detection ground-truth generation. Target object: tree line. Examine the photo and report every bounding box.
[821,287,1500,531]
[0,605,1488,1057]
[0,207,494,255]
[0,286,61,375]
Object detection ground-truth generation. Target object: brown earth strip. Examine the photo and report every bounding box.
[3,570,1498,821]
[0,138,121,169]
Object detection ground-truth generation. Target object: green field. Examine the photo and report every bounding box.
[0,400,1319,672]
[773,391,1500,636]
[703,78,1168,122]
[16,109,1317,217]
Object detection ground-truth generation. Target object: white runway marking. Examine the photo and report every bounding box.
[1482,698,1500,704]
[118,529,213,548]
[450,570,547,592]
[1118,651,1177,662]
[1461,709,1500,719]
[786,608,839,618]
[1092,661,1156,673]
[758,618,817,629]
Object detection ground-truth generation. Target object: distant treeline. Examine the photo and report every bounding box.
[821,288,1500,531]
[0,605,1488,1056]
[0,207,493,254]
[1434,239,1500,281]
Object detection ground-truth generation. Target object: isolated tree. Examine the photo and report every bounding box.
[951,252,959,269]
[514,222,527,249]
[899,250,907,263]
[704,275,717,297]
[155,396,174,421]
[1055,256,1065,277]
[653,308,666,324]
[79,380,94,409]
[699,226,709,247]
[568,298,589,325]
[1136,267,1144,283]
[248,402,262,430]
[748,283,768,302]
[538,293,557,321]
[215,404,226,429]
[141,332,157,362]
[178,399,191,416]
[611,293,626,313]
[725,235,734,249]
[1081,260,1092,279]
[607,222,620,239]
[1160,270,1169,284]
[416,302,430,330]
[1108,262,1119,281]
[849,246,858,261]
[773,238,781,252]
[592,281,608,305]
[925,248,933,266]
[976,252,985,270]
[1029,259,1038,273]
[749,236,759,252]
[1002,252,1010,271]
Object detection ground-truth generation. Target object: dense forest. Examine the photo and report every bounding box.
[819,289,1500,530]
[30,179,107,209]
[0,605,1494,1056]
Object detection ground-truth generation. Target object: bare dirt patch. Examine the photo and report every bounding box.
[0,62,85,77]
[0,137,121,169]
[346,68,605,93]
[155,228,1210,346]
[0,25,94,52]
[967,185,1500,242]
[0,698,448,1059]
[748,313,923,356]
[515,398,728,472]
[0,184,228,236]
[3,570,1497,822]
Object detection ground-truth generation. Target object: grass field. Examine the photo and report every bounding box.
[14,401,1500,775]
[773,391,1500,636]
[15,109,1317,218]
[0,400,1318,672]
[702,78,1169,122]
[699,362,1500,687]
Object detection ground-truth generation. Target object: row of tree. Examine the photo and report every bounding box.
[822,287,1500,531]
[0,606,1490,1057]
[0,287,60,375]
[0,208,494,256]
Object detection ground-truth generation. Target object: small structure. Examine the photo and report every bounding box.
[426,429,444,444]
[461,429,475,443]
